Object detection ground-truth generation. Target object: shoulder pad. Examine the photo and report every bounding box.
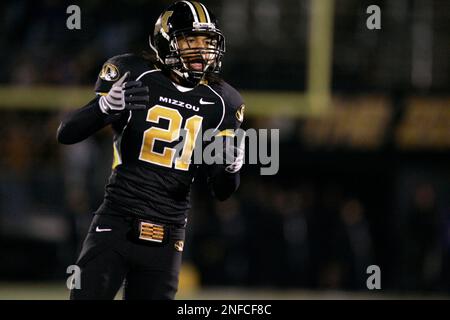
[210,81,245,130]
[210,80,243,112]
[94,53,155,94]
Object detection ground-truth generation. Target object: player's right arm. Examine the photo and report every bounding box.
[57,55,150,145]
[56,95,120,145]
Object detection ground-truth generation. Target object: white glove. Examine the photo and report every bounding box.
[224,134,245,173]
[99,71,149,114]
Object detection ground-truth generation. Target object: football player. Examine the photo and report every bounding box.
[57,1,245,299]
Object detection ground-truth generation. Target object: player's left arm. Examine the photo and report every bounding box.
[206,85,246,201]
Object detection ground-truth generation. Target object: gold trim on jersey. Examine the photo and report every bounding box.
[112,142,121,169]
[217,129,235,138]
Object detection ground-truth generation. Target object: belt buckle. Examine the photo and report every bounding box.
[138,221,165,243]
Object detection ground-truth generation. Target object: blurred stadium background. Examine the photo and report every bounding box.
[0,0,449,299]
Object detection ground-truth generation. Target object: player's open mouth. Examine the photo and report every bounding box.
[189,62,204,71]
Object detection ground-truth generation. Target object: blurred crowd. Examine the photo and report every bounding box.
[1,0,449,92]
[0,111,449,294]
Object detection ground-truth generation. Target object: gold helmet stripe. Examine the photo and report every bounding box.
[199,2,211,23]
[161,10,174,33]
[191,1,207,23]
[182,1,199,23]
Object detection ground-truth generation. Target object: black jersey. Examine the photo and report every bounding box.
[92,53,244,225]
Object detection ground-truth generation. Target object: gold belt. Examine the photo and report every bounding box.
[138,221,165,243]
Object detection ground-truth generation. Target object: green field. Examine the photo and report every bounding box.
[0,283,448,300]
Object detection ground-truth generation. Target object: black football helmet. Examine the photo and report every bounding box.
[150,1,225,85]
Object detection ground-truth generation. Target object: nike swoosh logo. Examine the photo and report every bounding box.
[199,98,215,105]
[95,226,112,232]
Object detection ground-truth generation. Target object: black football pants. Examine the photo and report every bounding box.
[70,213,185,300]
